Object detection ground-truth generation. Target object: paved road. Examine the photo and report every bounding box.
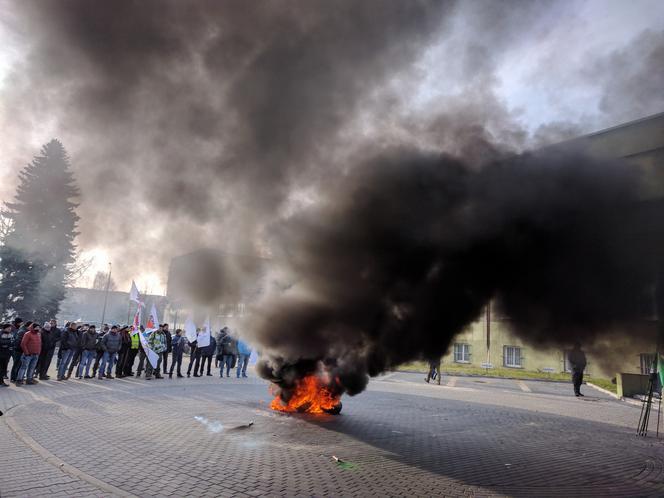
[1,365,663,497]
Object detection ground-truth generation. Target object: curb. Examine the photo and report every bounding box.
[586,381,620,399]
[395,369,571,384]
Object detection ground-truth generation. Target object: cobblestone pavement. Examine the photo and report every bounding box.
[1,363,663,497]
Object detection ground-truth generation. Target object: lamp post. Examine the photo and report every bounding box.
[100,262,112,327]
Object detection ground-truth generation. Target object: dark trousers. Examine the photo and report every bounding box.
[10,351,22,381]
[92,350,104,376]
[198,355,212,375]
[572,370,584,395]
[187,347,200,375]
[169,351,183,375]
[162,351,169,373]
[123,348,139,375]
[116,346,127,376]
[0,354,10,381]
[137,350,146,375]
[145,355,162,379]
[67,349,82,376]
[37,348,55,379]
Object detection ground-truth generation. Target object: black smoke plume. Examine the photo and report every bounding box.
[251,146,664,397]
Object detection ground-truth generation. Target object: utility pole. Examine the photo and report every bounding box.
[100,262,112,327]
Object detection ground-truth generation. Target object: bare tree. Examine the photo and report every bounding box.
[91,270,116,291]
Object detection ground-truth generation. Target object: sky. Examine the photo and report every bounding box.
[0,0,662,295]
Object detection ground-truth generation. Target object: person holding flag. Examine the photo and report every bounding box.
[145,324,167,380]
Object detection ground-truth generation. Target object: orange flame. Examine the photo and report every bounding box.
[270,374,341,414]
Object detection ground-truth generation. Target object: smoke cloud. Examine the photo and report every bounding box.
[252,146,663,396]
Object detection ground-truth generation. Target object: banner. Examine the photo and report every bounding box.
[197,315,211,348]
[130,307,141,336]
[129,280,142,305]
[184,315,197,343]
[146,303,160,333]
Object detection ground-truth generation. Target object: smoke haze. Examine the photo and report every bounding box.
[0,1,663,392]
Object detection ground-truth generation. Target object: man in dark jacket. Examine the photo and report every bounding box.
[115,326,132,378]
[99,325,122,379]
[168,329,186,378]
[77,325,98,379]
[92,325,108,377]
[162,324,172,374]
[10,318,32,382]
[123,329,140,377]
[187,330,201,378]
[218,328,237,378]
[198,335,216,377]
[66,324,86,379]
[0,323,15,386]
[57,322,78,381]
[37,319,60,380]
[568,342,587,397]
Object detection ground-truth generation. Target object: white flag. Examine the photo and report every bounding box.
[129,280,142,305]
[138,327,160,368]
[197,315,211,348]
[145,303,160,333]
[184,315,197,343]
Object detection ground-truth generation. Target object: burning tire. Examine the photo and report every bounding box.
[322,402,342,415]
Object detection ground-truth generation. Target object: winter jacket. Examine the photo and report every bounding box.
[171,335,186,355]
[568,349,587,373]
[40,329,57,351]
[14,329,27,354]
[237,340,252,356]
[21,329,42,356]
[201,336,216,357]
[51,327,62,347]
[81,331,98,351]
[101,331,123,353]
[0,332,15,357]
[60,328,80,350]
[164,330,173,353]
[148,330,167,355]
[218,333,238,356]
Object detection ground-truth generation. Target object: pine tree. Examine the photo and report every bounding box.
[0,139,80,322]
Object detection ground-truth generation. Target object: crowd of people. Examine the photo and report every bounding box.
[0,317,253,387]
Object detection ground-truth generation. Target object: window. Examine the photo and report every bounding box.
[503,346,522,368]
[640,353,657,375]
[453,343,471,363]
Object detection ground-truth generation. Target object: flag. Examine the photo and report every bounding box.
[130,307,141,336]
[198,315,211,348]
[136,303,160,368]
[658,354,664,391]
[129,280,143,305]
[184,315,197,343]
[145,303,160,333]
[137,327,160,368]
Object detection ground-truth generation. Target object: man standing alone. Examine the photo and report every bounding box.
[568,342,587,397]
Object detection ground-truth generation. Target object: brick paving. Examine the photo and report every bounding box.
[1,364,663,497]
